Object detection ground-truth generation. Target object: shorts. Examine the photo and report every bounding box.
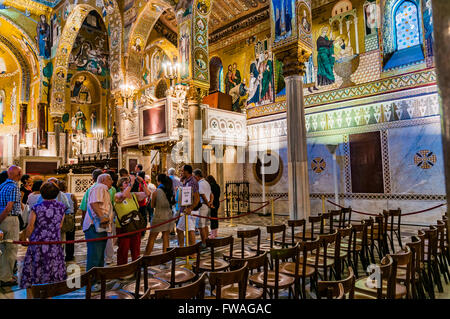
[197,205,210,228]
[177,212,198,232]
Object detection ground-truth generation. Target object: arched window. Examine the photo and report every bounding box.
[394,1,421,50]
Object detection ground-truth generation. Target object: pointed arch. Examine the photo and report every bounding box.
[51,1,123,117]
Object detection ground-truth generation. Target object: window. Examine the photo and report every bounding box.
[395,1,420,50]
[349,131,384,193]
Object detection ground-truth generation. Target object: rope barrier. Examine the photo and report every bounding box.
[1,195,284,246]
[326,199,446,217]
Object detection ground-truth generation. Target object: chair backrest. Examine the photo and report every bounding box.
[435,221,447,251]
[206,236,234,271]
[237,228,261,257]
[391,246,412,298]
[308,215,324,239]
[298,238,320,278]
[407,236,422,276]
[317,267,355,299]
[152,273,207,299]
[329,210,342,230]
[209,262,249,299]
[229,252,268,273]
[322,211,334,233]
[340,207,352,228]
[422,226,438,261]
[30,268,95,299]
[351,223,368,255]
[141,249,177,287]
[318,230,339,280]
[269,243,299,299]
[375,255,397,299]
[375,213,387,241]
[266,224,286,248]
[288,219,306,245]
[383,209,402,239]
[175,242,202,274]
[92,257,143,299]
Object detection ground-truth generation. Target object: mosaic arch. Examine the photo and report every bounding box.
[382,0,422,54]
[125,0,173,87]
[0,14,41,103]
[126,0,213,87]
[51,1,123,117]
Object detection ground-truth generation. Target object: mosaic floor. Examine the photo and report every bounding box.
[1,214,449,299]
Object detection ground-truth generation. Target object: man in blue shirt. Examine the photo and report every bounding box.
[0,166,22,286]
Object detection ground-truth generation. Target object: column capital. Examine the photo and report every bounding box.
[275,45,311,78]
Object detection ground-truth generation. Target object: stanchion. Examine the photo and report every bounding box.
[321,195,326,214]
[181,213,192,269]
[228,195,236,227]
[271,198,275,226]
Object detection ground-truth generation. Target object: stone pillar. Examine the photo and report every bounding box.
[431,0,450,241]
[37,102,48,149]
[278,48,311,220]
[53,116,62,158]
[20,103,27,145]
[187,88,206,170]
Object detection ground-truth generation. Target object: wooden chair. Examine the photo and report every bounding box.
[224,228,260,260]
[229,252,268,299]
[435,220,450,284]
[422,226,444,294]
[354,255,397,299]
[391,246,412,299]
[29,268,95,299]
[279,219,306,246]
[280,238,320,299]
[253,224,286,253]
[317,282,345,299]
[317,266,355,299]
[195,236,233,272]
[333,226,353,278]
[339,207,352,228]
[405,237,426,299]
[123,250,175,297]
[311,230,340,281]
[348,223,369,277]
[383,208,403,252]
[150,273,207,299]
[374,213,390,257]
[416,230,435,298]
[295,215,323,241]
[91,257,142,299]
[208,263,249,299]
[321,211,334,234]
[156,242,201,286]
[250,244,298,299]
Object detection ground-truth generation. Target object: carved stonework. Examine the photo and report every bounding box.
[276,46,307,77]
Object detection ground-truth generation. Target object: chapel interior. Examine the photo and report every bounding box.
[0,0,449,300]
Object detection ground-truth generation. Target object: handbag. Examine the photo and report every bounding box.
[61,213,75,233]
[115,195,147,234]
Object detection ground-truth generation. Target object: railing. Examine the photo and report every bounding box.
[67,171,95,200]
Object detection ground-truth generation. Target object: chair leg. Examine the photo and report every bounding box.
[432,260,444,293]
[424,264,436,299]
[395,230,403,249]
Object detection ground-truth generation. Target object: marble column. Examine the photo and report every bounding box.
[278,48,311,220]
[19,103,27,145]
[432,0,450,241]
[187,88,206,170]
[37,103,48,149]
[53,116,62,158]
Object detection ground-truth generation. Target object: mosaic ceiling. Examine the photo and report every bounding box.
[29,0,62,7]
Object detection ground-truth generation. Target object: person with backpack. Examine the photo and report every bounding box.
[114,175,151,265]
[144,174,176,255]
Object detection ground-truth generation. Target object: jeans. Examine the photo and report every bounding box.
[0,216,19,282]
[84,225,107,271]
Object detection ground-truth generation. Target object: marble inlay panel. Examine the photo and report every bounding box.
[307,136,345,194]
[388,123,446,194]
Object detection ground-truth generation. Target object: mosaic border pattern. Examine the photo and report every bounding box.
[343,134,352,193]
[250,192,446,201]
[380,129,392,193]
[246,68,437,119]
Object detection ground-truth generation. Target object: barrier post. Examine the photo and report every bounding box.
[228,195,236,227]
[321,195,326,214]
[271,198,275,226]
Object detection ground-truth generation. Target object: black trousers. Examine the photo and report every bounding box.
[210,208,219,230]
[65,228,75,260]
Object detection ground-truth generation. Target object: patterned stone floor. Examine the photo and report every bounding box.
[1,214,449,299]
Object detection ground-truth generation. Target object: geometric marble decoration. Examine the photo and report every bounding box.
[414,149,437,169]
[311,157,326,173]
